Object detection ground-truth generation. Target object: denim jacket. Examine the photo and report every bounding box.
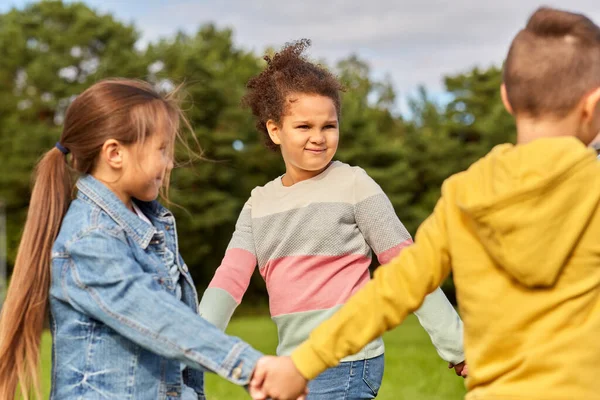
[49,175,261,399]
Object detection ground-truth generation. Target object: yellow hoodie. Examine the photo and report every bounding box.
[292,137,600,400]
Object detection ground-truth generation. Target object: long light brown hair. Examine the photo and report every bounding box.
[0,78,194,399]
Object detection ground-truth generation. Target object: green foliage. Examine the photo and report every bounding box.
[0,0,146,262]
[0,1,515,302]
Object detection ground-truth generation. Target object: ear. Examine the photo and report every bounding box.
[266,119,281,146]
[100,139,125,170]
[580,87,600,145]
[500,84,514,115]
[581,87,600,124]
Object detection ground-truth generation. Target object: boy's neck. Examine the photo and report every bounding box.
[515,112,581,145]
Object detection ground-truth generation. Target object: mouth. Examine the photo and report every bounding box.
[305,148,326,154]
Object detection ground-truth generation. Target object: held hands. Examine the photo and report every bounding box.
[247,356,466,399]
[249,356,308,400]
[449,361,468,378]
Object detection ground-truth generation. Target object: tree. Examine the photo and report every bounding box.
[0,1,147,265]
[444,66,515,154]
[334,56,416,231]
[145,25,277,298]
[0,2,516,305]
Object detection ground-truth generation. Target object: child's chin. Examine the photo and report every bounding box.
[139,192,159,202]
[302,160,332,171]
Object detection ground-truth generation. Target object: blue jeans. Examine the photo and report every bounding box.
[307,354,384,400]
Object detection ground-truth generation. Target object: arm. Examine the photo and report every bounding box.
[353,169,464,365]
[199,200,257,331]
[290,192,453,380]
[64,227,261,386]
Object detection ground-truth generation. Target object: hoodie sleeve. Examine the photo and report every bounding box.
[292,192,453,380]
[353,168,464,365]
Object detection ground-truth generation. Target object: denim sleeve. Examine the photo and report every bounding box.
[62,227,262,386]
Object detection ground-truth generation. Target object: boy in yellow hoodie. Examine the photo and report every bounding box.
[250,7,600,400]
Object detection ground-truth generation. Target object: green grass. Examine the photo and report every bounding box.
[41,314,467,399]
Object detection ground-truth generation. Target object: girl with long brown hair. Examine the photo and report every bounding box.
[0,79,266,400]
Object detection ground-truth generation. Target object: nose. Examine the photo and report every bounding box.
[310,131,325,145]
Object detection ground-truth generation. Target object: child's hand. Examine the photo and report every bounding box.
[250,356,308,400]
[449,361,468,378]
[248,377,267,400]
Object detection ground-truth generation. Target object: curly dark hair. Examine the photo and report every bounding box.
[242,39,345,150]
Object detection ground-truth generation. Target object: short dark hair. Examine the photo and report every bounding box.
[503,7,600,117]
[242,39,345,150]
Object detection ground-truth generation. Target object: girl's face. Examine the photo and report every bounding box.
[92,111,176,208]
[122,130,174,202]
[267,93,339,184]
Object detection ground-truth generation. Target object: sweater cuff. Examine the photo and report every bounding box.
[290,341,330,380]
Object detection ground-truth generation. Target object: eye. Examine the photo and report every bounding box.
[324,124,337,129]
[295,125,310,130]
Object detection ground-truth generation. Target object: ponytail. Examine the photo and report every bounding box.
[0,147,73,399]
[0,77,192,399]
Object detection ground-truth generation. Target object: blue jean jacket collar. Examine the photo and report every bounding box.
[76,174,167,249]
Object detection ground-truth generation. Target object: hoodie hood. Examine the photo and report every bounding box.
[456,137,600,288]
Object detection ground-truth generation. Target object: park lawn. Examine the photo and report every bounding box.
[40,314,466,399]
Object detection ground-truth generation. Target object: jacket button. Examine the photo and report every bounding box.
[232,366,242,380]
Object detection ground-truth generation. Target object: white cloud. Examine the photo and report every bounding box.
[27,0,600,112]
[131,0,600,110]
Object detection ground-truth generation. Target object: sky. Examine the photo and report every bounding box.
[2,0,600,113]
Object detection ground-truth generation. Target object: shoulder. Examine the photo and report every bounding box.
[249,176,280,200]
[346,164,385,202]
[64,224,128,257]
[54,198,126,253]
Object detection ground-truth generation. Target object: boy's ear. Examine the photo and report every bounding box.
[582,87,600,145]
[266,120,282,145]
[581,87,600,124]
[500,84,514,115]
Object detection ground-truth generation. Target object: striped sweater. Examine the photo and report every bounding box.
[199,161,464,363]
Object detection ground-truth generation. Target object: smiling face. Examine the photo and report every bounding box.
[123,129,174,202]
[266,93,339,185]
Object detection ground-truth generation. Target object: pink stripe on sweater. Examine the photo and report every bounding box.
[208,248,256,303]
[260,254,371,317]
[377,239,413,265]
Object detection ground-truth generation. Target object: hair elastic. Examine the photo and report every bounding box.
[55,142,70,155]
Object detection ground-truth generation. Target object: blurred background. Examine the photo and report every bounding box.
[0,1,598,398]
